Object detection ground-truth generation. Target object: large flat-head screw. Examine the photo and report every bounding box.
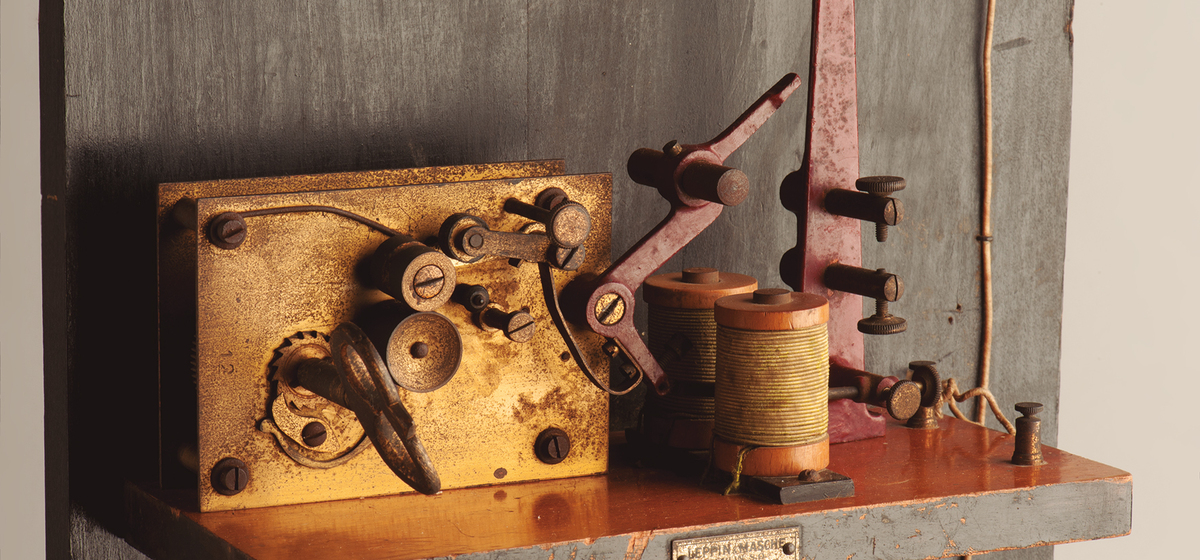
[534,428,571,464]
[482,308,537,343]
[211,457,250,496]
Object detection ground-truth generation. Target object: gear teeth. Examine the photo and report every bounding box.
[269,330,333,381]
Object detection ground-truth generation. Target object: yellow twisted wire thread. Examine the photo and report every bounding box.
[647,305,718,418]
[714,324,829,447]
[722,444,758,495]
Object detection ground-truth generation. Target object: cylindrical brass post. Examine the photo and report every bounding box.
[1012,402,1046,466]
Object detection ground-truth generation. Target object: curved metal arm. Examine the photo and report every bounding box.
[575,74,803,396]
[318,322,441,494]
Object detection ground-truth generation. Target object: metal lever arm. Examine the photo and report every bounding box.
[299,322,441,494]
[573,74,802,396]
[439,210,588,271]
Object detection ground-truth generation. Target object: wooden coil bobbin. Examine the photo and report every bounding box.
[713,288,831,476]
[641,267,757,450]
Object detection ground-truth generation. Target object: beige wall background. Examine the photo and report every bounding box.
[2,1,1195,558]
[2,0,46,558]
[1056,0,1199,558]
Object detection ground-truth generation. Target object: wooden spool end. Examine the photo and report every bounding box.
[714,289,829,331]
[713,436,830,476]
[644,267,758,309]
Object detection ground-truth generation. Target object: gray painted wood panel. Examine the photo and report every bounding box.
[45,1,1074,558]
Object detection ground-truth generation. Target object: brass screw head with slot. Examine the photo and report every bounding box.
[594,292,626,326]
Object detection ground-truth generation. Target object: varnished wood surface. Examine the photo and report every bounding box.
[128,419,1130,560]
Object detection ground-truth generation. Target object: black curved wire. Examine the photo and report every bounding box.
[241,205,401,237]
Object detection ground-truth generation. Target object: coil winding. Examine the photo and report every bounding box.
[640,268,757,449]
[713,288,831,476]
[714,325,828,446]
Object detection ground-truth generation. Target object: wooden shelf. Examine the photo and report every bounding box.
[126,418,1130,560]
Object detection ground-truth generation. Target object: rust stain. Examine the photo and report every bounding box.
[171,162,613,511]
[623,531,652,560]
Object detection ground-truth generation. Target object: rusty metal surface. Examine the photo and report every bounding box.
[157,161,569,492]
[1012,402,1046,466]
[576,74,803,396]
[779,0,863,370]
[159,161,615,511]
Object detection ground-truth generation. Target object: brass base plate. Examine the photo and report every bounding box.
[158,161,613,511]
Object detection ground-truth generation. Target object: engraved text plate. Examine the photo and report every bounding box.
[672,527,800,560]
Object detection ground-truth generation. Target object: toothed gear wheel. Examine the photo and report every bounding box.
[270,331,332,391]
[263,331,367,459]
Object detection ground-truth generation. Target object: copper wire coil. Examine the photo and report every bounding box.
[645,390,716,418]
[645,305,719,419]
[714,324,829,447]
[648,305,718,384]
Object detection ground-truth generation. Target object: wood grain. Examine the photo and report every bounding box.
[126,419,1130,560]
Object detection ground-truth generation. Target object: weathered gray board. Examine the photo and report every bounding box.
[41,1,1075,559]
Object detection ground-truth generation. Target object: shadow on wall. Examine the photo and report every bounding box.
[59,112,511,536]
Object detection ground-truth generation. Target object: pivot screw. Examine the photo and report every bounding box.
[594,293,626,326]
[211,457,250,496]
[452,283,491,312]
[552,244,586,271]
[504,197,592,249]
[410,342,429,359]
[301,422,327,447]
[412,265,446,299]
[535,428,571,464]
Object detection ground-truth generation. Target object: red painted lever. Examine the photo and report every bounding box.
[575,73,802,396]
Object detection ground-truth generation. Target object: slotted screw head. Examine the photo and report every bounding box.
[208,212,247,249]
[552,244,586,271]
[594,293,626,326]
[412,264,446,299]
[301,422,327,447]
[211,457,250,496]
[535,428,571,464]
[504,311,537,343]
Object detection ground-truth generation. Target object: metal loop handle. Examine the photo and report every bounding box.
[330,322,441,494]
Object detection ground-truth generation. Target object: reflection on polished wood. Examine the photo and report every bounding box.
[128,418,1131,560]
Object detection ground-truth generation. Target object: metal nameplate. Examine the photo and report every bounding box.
[672,527,800,560]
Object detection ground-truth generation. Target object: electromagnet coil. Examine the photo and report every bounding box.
[641,268,757,449]
[712,288,830,476]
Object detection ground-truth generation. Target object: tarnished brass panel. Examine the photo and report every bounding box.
[158,161,613,511]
